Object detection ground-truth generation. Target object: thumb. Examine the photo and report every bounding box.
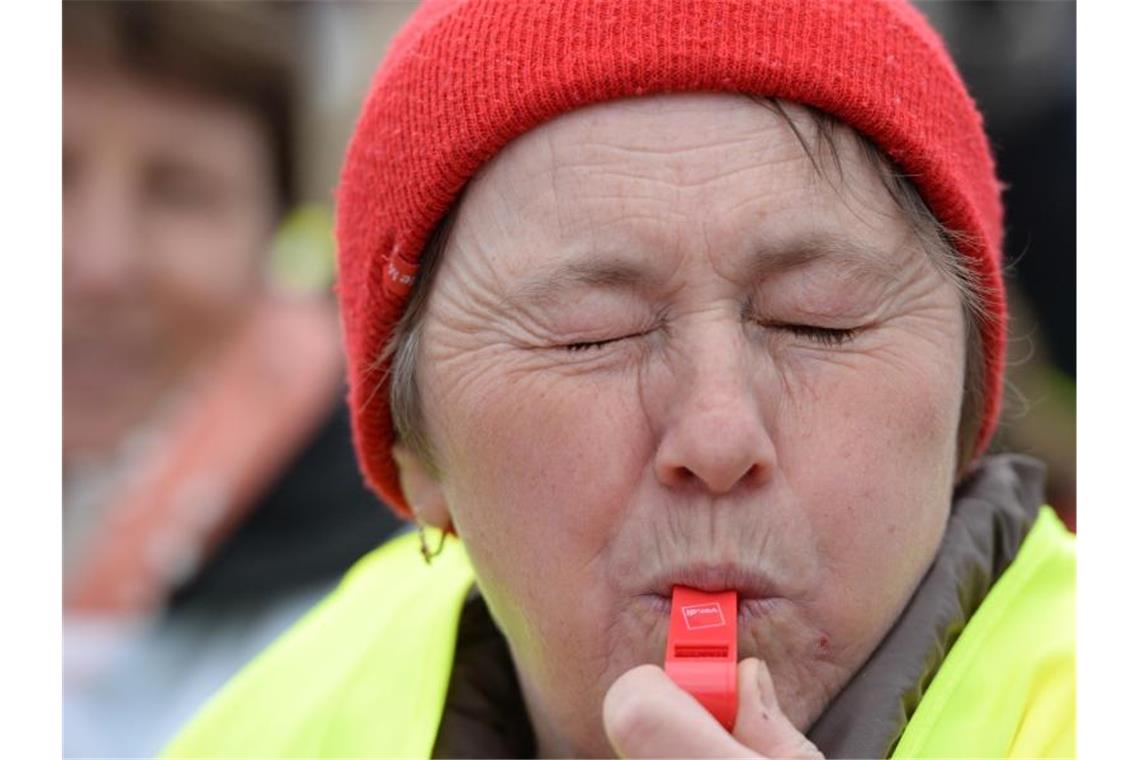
[603,664,756,758]
[732,659,824,759]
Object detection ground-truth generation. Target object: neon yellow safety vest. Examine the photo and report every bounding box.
[164,508,1075,759]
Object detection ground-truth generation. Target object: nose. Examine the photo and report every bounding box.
[653,341,776,496]
[64,160,142,301]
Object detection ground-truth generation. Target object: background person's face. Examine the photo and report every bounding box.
[408,94,965,756]
[63,63,276,462]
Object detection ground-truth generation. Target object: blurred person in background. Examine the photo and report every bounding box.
[63,3,400,756]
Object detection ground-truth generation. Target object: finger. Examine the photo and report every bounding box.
[604,664,757,758]
[732,659,824,759]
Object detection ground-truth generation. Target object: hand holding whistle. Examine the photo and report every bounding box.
[602,586,824,758]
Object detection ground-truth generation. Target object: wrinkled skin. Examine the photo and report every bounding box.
[395,94,965,757]
[63,61,276,463]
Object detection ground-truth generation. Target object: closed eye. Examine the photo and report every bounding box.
[771,323,859,346]
[562,336,626,352]
[559,327,658,352]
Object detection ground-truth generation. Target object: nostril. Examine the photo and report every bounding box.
[706,460,762,495]
[738,463,761,488]
[661,464,698,489]
[734,460,752,489]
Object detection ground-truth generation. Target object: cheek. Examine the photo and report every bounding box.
[152,212,265,302]
[434,366,649,539]
[426,365,653,732]
[779,341,961,643]
[428,363,649,610]
[147,210,268,345]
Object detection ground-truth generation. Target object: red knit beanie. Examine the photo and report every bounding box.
[336,0,1006,518]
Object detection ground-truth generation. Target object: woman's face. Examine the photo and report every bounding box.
[63,62,276,462]
[401,94,965,756]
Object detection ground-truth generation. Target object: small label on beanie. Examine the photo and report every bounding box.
[384,246,417,298]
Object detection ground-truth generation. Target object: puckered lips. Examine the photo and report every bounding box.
[635,562,786,623]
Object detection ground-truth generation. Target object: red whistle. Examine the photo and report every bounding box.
[664,586,738,731]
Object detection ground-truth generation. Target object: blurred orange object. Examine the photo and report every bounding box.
[65,296,343,616]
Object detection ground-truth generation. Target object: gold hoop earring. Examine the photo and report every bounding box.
[418,523,446,565]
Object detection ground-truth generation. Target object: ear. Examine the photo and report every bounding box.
[392,442,451,529]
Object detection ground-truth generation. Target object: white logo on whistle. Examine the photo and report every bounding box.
[680,602,726,630]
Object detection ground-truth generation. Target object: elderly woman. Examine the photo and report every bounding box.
[165,0,1074,758]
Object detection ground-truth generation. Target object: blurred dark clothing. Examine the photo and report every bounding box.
[170,400,401,609]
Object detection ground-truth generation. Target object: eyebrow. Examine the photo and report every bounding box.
[742,233,902,284]
[512,233,900,307]
[511,258,665,308]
